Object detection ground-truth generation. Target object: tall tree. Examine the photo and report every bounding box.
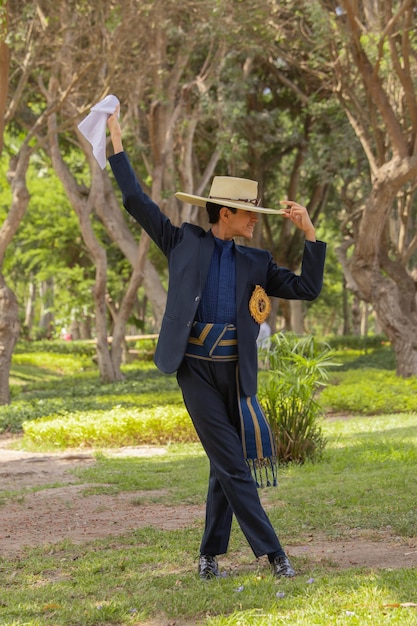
[0,0,41,403]
[7,0,403,393]
[3,0,237,379]
[48,0,231,377]
[313,0,417,375]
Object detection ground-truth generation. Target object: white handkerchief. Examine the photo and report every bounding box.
[78,94,120,169]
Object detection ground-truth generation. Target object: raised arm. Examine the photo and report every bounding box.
[107,106,123,154]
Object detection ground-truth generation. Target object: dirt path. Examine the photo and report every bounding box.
[0,436,416,570]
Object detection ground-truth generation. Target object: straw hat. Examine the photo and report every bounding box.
[175,176,285,215]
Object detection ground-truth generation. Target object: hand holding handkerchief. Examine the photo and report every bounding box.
[77,95,120,169]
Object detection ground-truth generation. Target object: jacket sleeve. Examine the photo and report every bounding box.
[108,151,181,256]
[266,240,326,300]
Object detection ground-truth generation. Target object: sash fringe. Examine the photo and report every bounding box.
[247,458,278,488]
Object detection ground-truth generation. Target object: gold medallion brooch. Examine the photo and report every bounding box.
[249,285,271,324]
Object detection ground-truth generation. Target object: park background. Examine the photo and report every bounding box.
[0,1,416,625]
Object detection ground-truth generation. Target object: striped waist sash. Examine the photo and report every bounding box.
[186,322,238,361]
[186,322,277,487]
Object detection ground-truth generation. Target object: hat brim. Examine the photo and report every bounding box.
[175,192,285,215]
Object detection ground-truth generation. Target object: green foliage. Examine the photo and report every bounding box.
[0,154,96,327]
[12,352,94,376]
[309,338,413,415]
[132,337,158,360]
[14,339,97,356]
[320,369,417,415]
[3,339,412,451]
[22,404,196,449]
[325,334,390,351]
[259,333,337,464]
[3,350,196,446]
[318,339,416,415]
[0,148,139,338]
[331,346,396,372]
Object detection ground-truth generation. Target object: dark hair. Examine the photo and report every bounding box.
[206,201,237,224]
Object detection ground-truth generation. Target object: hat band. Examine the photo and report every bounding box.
[209,195,261,207]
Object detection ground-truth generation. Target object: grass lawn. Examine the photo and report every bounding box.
[0,342,416,625]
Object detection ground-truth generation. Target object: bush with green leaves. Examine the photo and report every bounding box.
[329,343,396,371]
[22,404,196,448]
[320,368,417,414]
[14,339,97,356]
[259,332,337,464]
[324,334,389,351]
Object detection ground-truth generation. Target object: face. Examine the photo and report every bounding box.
[223,208,259,240]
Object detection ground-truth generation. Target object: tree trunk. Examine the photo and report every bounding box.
[24,278,36,336]
[370,279,417,376]
[39,279,54,338]
[142,259,167,326]
[0,275,19,404]
[342,278,350,335]
[290,300,305,334]
[323,2,417,375]
[110,233,151,373]
[269,297,279,334]
[47,98,118,382]
[80,168,120,382]
[279,299,291,331]
[351,296,361,336]
[79,315,92,340]
[350,166,417,375]
[0,0,9,154]
[99,172,167,329]
[0,144,31,404]
[360,302,369,337]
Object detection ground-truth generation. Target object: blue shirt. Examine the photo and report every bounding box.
[197,234,236,324]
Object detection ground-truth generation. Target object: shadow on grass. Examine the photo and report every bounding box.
[267,421,417,538]
[336,346,397,371]
[73,448,209,504]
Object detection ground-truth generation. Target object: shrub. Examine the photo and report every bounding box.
[324,334,389,350]
[14,339,97,357]
[259,333,337,464]
[330,345,396,371]
[320,369,417,414]
[22,405,197,448]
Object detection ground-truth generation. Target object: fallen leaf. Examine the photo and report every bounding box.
[383,603,417,609]
[42,603,62,611]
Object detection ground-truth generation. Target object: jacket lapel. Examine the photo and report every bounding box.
[236,246,252,312]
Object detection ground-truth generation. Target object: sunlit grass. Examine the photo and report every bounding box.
[11,352,95,379]
[0,344,416,624]
[21,404,197,449]
[0,428,416,624]
[1,530,415,625]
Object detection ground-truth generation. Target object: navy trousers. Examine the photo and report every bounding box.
[177,356,285,558]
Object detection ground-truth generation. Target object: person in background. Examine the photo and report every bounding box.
[256,321,272,349]
[257,321,272,369]
[106,108,326,580]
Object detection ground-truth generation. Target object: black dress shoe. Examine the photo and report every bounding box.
[198,554,219,580]
[270,555,296,578]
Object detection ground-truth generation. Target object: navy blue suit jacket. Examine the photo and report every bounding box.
[109,152,326,397]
